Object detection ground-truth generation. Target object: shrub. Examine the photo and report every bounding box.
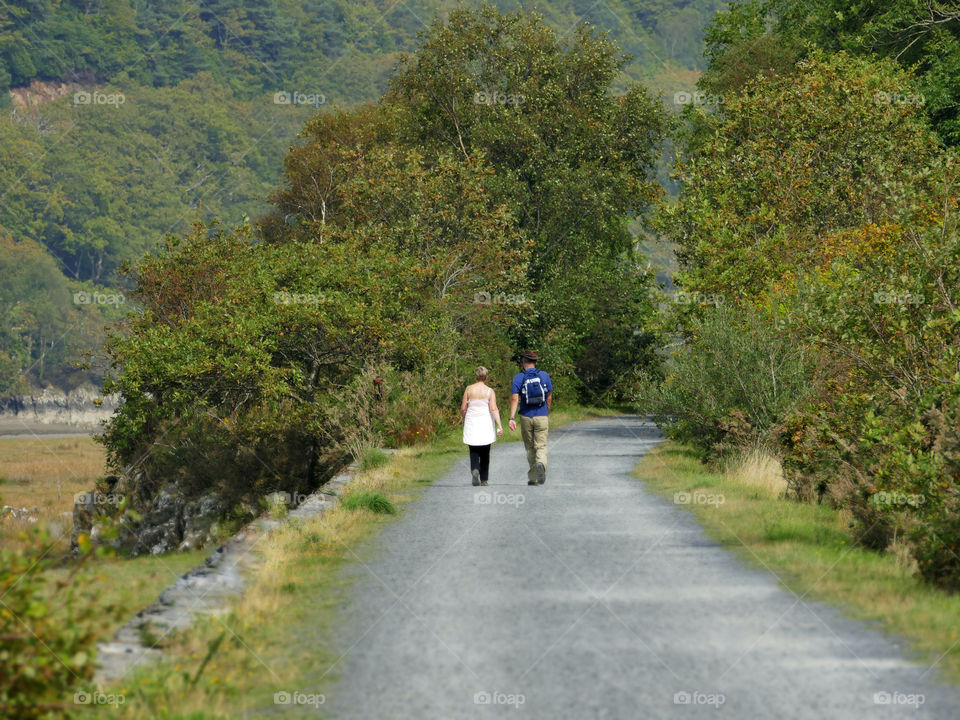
[777,194,960,577]
[914,508,960,592]
[0,521,121,719]
[637,303,811,459]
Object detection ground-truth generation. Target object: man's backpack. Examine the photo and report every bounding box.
[520,371,547,407]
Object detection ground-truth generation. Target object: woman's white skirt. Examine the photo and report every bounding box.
[463,401,496,446]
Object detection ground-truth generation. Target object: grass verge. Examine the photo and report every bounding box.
[44,550,210,636]
[634,442,960,684]
[89,404,610,719]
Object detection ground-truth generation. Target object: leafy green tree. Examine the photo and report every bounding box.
[702,0,960,146]
[660,52,942,304]
[102,139,524,510]
[0,233,110,393]
[386,4,669,279]
[264,4,671,397]
[659,27,960,588]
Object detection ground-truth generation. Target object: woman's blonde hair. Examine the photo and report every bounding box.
[475,366,489,382]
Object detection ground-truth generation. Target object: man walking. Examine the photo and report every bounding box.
[508,350,553,485]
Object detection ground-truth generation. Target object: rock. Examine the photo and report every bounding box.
[70,457,347,557]
[178,492,224,552]
[8,80,84,109]
[71,489,107,551]
[94,463,358,685]
[134,484,185,556]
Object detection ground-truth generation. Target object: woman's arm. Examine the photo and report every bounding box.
[489,390,503,434]
[460,388,469,420]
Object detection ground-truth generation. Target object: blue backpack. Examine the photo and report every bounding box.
[520,370,547,407]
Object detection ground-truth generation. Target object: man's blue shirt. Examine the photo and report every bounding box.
[512,368,553,417]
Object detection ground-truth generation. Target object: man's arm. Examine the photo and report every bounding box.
[508,393,519,431]
[546,391,552,412]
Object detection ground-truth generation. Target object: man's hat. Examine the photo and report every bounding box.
[519,349,539,361]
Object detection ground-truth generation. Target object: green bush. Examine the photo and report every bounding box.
[636,303,811,458]
[775,192,960,577]
[0,522,121,719]
[656,41,960,591]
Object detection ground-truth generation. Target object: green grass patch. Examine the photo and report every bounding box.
[340,490,396,514]
[635,441,960,685]
[44,550,210,634]
[359,446,391,472]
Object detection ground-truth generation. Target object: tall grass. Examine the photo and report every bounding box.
[359,446,391,472]
[724,447,788,497]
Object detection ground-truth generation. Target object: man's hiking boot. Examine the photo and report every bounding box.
[536,462,546,485]
[472,469,481,486]
[480,480,488,486]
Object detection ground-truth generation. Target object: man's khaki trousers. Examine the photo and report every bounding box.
[519,414,549,483]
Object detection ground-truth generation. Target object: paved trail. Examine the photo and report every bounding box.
[325,417,959,719]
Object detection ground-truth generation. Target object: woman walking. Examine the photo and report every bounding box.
[461,366,503,486]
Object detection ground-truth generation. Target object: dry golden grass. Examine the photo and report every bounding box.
[725,447,789,497]
[0,435,107,550]
[242,446,420,627]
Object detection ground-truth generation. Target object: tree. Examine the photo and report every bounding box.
[262,4,671,398]
[660,52,942,304]
[386,4,669,278]
[701,0,960,146]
